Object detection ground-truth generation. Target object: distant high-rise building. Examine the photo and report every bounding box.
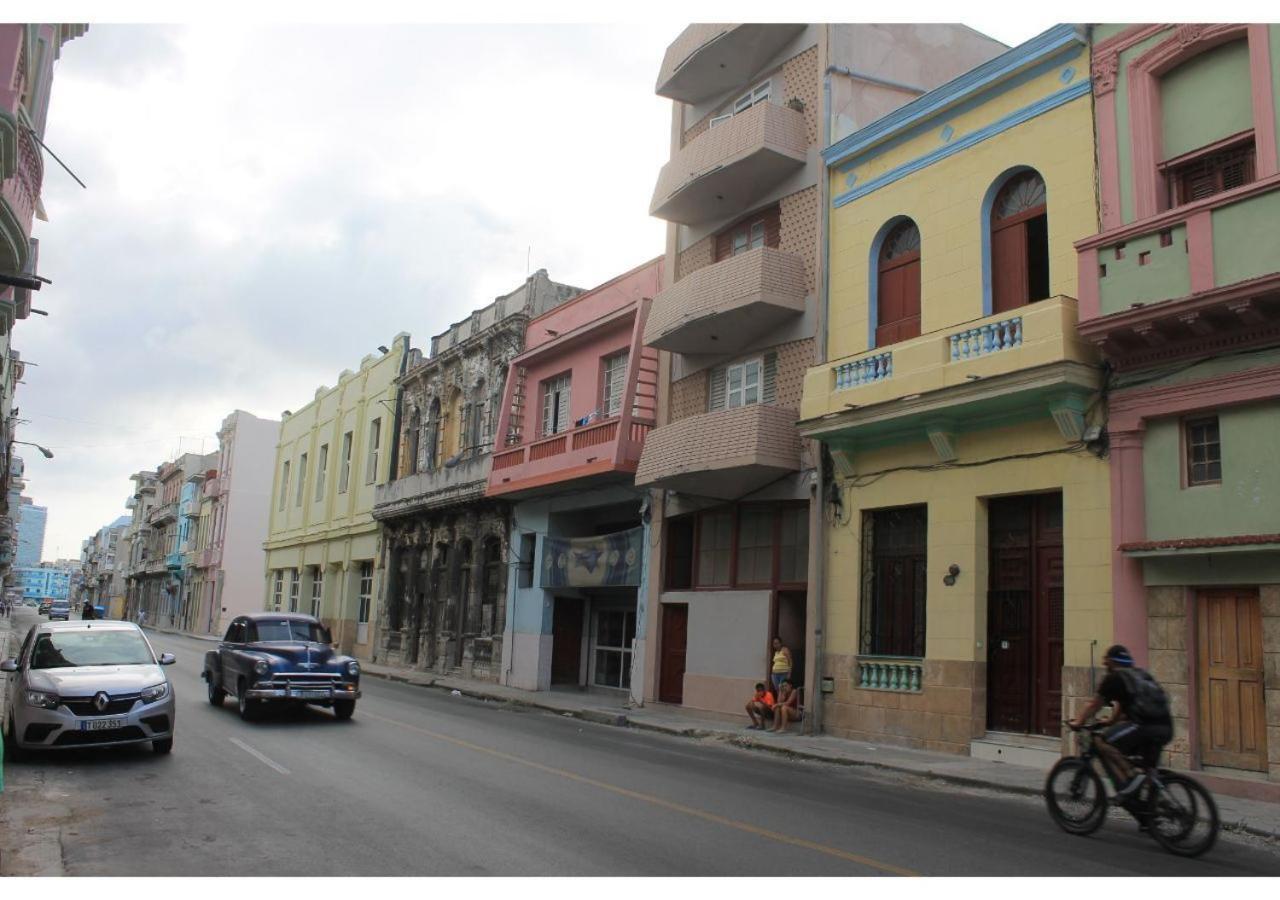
[16,497,47,567]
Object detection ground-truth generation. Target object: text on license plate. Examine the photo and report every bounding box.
[290,689,330,699]
[81,718,126,731]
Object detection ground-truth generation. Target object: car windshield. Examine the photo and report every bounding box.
[31,630,154,669]
[254,620,329,643]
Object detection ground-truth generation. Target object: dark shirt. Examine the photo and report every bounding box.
[1098,669,1172,728]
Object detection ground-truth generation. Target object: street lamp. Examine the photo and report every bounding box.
[12,440,53,459]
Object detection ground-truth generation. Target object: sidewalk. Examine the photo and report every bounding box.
[359,659,1280,843]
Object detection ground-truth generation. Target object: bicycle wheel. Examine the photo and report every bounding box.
[1149,773,1219,857]
[1045,758,1107,835]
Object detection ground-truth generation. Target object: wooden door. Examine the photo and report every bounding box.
[551,597,583,685]
[987,493,1063,736]
[1198,589,1268,771]
[658,604,688,703]
[875,255,921,347]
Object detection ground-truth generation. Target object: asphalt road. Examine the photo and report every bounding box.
[2,607,1279,876]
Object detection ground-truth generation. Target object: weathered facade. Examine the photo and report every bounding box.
[373,270,582,679]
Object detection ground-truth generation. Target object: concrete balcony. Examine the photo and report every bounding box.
[1075,176,1280,367]
[635,404,801,500]
[373,451,492,520]
[651,101,807,226]
[147,501,177,525]
[165,552,184,571]
[488,416,653,499]
[655,23,807,104]
[202,476,223,499]
[644,246,807,355]
[0,118,42,274]
[800,296,1099,452]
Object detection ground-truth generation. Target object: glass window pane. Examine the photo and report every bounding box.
[750,221,766,249]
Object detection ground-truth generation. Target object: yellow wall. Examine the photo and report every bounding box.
[825,48,1097,363]
[826,421,1112,668]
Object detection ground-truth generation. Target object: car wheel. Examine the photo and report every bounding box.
[207,677,226,707]
[237,680,257,722]
[333,699,355,720]
[153,737,174,754]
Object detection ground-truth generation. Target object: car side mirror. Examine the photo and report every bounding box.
[158,652,176,666]
[0,658,17,672]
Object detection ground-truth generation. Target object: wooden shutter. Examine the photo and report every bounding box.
[990,223,1028,315]
[556,377,571,433]
[708,366,727,411]
[876,257,922,346]
[762,352,778,403]
[541,384,555,437]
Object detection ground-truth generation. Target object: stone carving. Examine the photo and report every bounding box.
[1174,24,1207,48]
[1091,51,1119,95]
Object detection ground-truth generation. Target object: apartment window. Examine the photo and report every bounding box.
[310,566,323,618]
[365,418,382,484]
[696,512,733,587]
[601,352,629,418]
[708,79,771,129]
[295,452,307,507]
[1166,137,1256,207]
[278,461,291,512]
[990,170,1050,313]
[709,354,776,412]
[271,570,284,611]
[517,533,536,589]
[715,205,780,261]
[728,360,760,408]
[876,218,922,347]
[778,507,809,584]
[736,508,775,585]
[592,608,636,690]
[1186,416,1222,486]
[338,431,353,493]
[541,372,572,437]
[288,569,300,612]
[315,444,328,502]
[358,562,373,624]
[861,505,927,658]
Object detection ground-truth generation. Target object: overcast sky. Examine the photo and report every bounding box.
[19,20,1042,562]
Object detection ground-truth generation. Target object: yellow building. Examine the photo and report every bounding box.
[264,335,409,660]
[799,26,1110,760]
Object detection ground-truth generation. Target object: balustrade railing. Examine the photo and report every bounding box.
[528,435,567,461]
[949,316,1022,361]
[491,448,525,470]
[835,352,892,390]
[856,658,923,692]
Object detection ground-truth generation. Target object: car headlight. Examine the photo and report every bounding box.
[141,682,169,703]
[25,689,58,709]
[253,659,270,677]
[346,660,359,677]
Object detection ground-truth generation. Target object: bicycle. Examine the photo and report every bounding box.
[1044,721,1219,857]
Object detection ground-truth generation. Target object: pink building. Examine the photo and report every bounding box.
[489,259,663,699]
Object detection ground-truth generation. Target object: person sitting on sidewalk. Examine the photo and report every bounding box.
[745,682,775,730]
[771,680,803,733]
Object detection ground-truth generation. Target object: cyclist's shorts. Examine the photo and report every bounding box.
[1105,720,1172,766]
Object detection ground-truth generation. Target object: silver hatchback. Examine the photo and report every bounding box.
[2,620,177,755]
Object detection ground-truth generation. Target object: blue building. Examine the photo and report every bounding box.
[16,564,71,600]
[15,496,47,567]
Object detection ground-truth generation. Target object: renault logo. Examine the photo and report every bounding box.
[93,691,110,713]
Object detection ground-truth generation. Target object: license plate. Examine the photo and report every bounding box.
[290,689,330,699]
[80,718,126,731]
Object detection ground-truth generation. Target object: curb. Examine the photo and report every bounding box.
[361,666,1280,842]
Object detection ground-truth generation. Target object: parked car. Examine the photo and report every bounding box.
[37,598,53,615]
[1,620,177,756]
[48,600,72,621]
[203,613,360,721]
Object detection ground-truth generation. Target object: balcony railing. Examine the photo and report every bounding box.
[644,246,807,355]
[651,101,807,226]
[373,452,492,519]
[487,415,653,497]
[635,404,801,500]
[0,123,43,254]
[147,501,178,525]
[808,296,1091,413]
[856,658,923,692]
[656,24,807,104]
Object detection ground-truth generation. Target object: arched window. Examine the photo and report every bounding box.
[424,399,441,471]
[990,170,1049,313]
[875,219,921,348]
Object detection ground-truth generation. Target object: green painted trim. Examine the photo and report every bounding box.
[1159,38,1253,161]
[1113,30,1172,225]
[1140,552,1280,586]
[1211,186,1280,287]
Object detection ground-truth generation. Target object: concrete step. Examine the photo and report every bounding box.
[970,732,1063,768]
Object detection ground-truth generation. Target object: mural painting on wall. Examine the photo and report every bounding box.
[542,528,645,588]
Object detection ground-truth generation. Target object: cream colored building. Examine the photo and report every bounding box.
[264,336,409,659]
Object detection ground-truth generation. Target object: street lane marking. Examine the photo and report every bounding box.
[361,709,917,876]
[229,737,291,775]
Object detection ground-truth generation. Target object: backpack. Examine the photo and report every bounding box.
[1119,667,1170,722]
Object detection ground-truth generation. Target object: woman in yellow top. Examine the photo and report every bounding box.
[770,637,792,694]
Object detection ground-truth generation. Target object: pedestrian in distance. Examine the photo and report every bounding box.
[771,680,803,733]
[745,682,775,730]
[769,636,792,695]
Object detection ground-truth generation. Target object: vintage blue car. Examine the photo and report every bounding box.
[202,612,361,721]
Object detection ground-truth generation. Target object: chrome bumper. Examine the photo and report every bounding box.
[244,683,361,702]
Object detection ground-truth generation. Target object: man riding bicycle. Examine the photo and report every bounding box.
[1069,644,1173,802]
